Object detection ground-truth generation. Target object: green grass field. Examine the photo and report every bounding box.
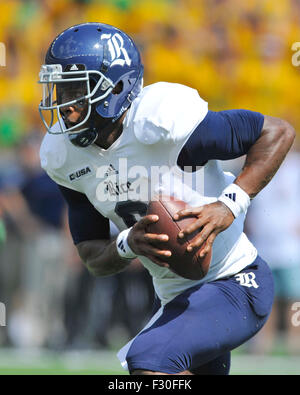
[0,348,299,375]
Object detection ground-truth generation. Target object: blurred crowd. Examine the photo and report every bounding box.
[1,0,300,140]
[246,145,300,354]
[0,0,300,354]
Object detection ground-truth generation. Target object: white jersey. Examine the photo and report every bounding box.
[40,82,257,305]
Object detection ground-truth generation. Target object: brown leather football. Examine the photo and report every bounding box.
[146,196,212,280]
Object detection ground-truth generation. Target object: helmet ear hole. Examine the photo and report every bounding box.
[112,81,123,95]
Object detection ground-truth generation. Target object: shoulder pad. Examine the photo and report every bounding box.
[130,82,208,145]
[40,128,68,172]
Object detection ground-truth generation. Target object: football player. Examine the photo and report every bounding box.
[38,23,295,375]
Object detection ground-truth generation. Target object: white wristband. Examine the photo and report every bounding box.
[218,183,250,218]
[116,228,137,259]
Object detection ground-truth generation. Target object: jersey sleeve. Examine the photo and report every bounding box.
[177,109,264,168]
[58,185,110,244]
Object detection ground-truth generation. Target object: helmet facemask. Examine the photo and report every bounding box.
[38,63,115,135]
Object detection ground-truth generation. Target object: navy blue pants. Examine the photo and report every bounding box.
[126,256,274,374]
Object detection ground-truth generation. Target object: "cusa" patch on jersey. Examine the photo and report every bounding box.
[69,166,92,181]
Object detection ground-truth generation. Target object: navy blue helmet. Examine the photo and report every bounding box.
[38,22,144,147]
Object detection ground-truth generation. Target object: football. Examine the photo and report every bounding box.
[146,196,212,280]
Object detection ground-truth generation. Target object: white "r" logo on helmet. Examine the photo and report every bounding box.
[101,33,131,67]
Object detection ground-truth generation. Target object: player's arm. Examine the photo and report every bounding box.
[233,115,295,198]
[59,186,171,274]
[76,238,130,276]
[79,215,172,271]
[60,186,171,277]
[58,185,131,276]
[175,110,295,255]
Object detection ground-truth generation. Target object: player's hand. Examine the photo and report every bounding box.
[127,215,171,268]
[173,201,234,257]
